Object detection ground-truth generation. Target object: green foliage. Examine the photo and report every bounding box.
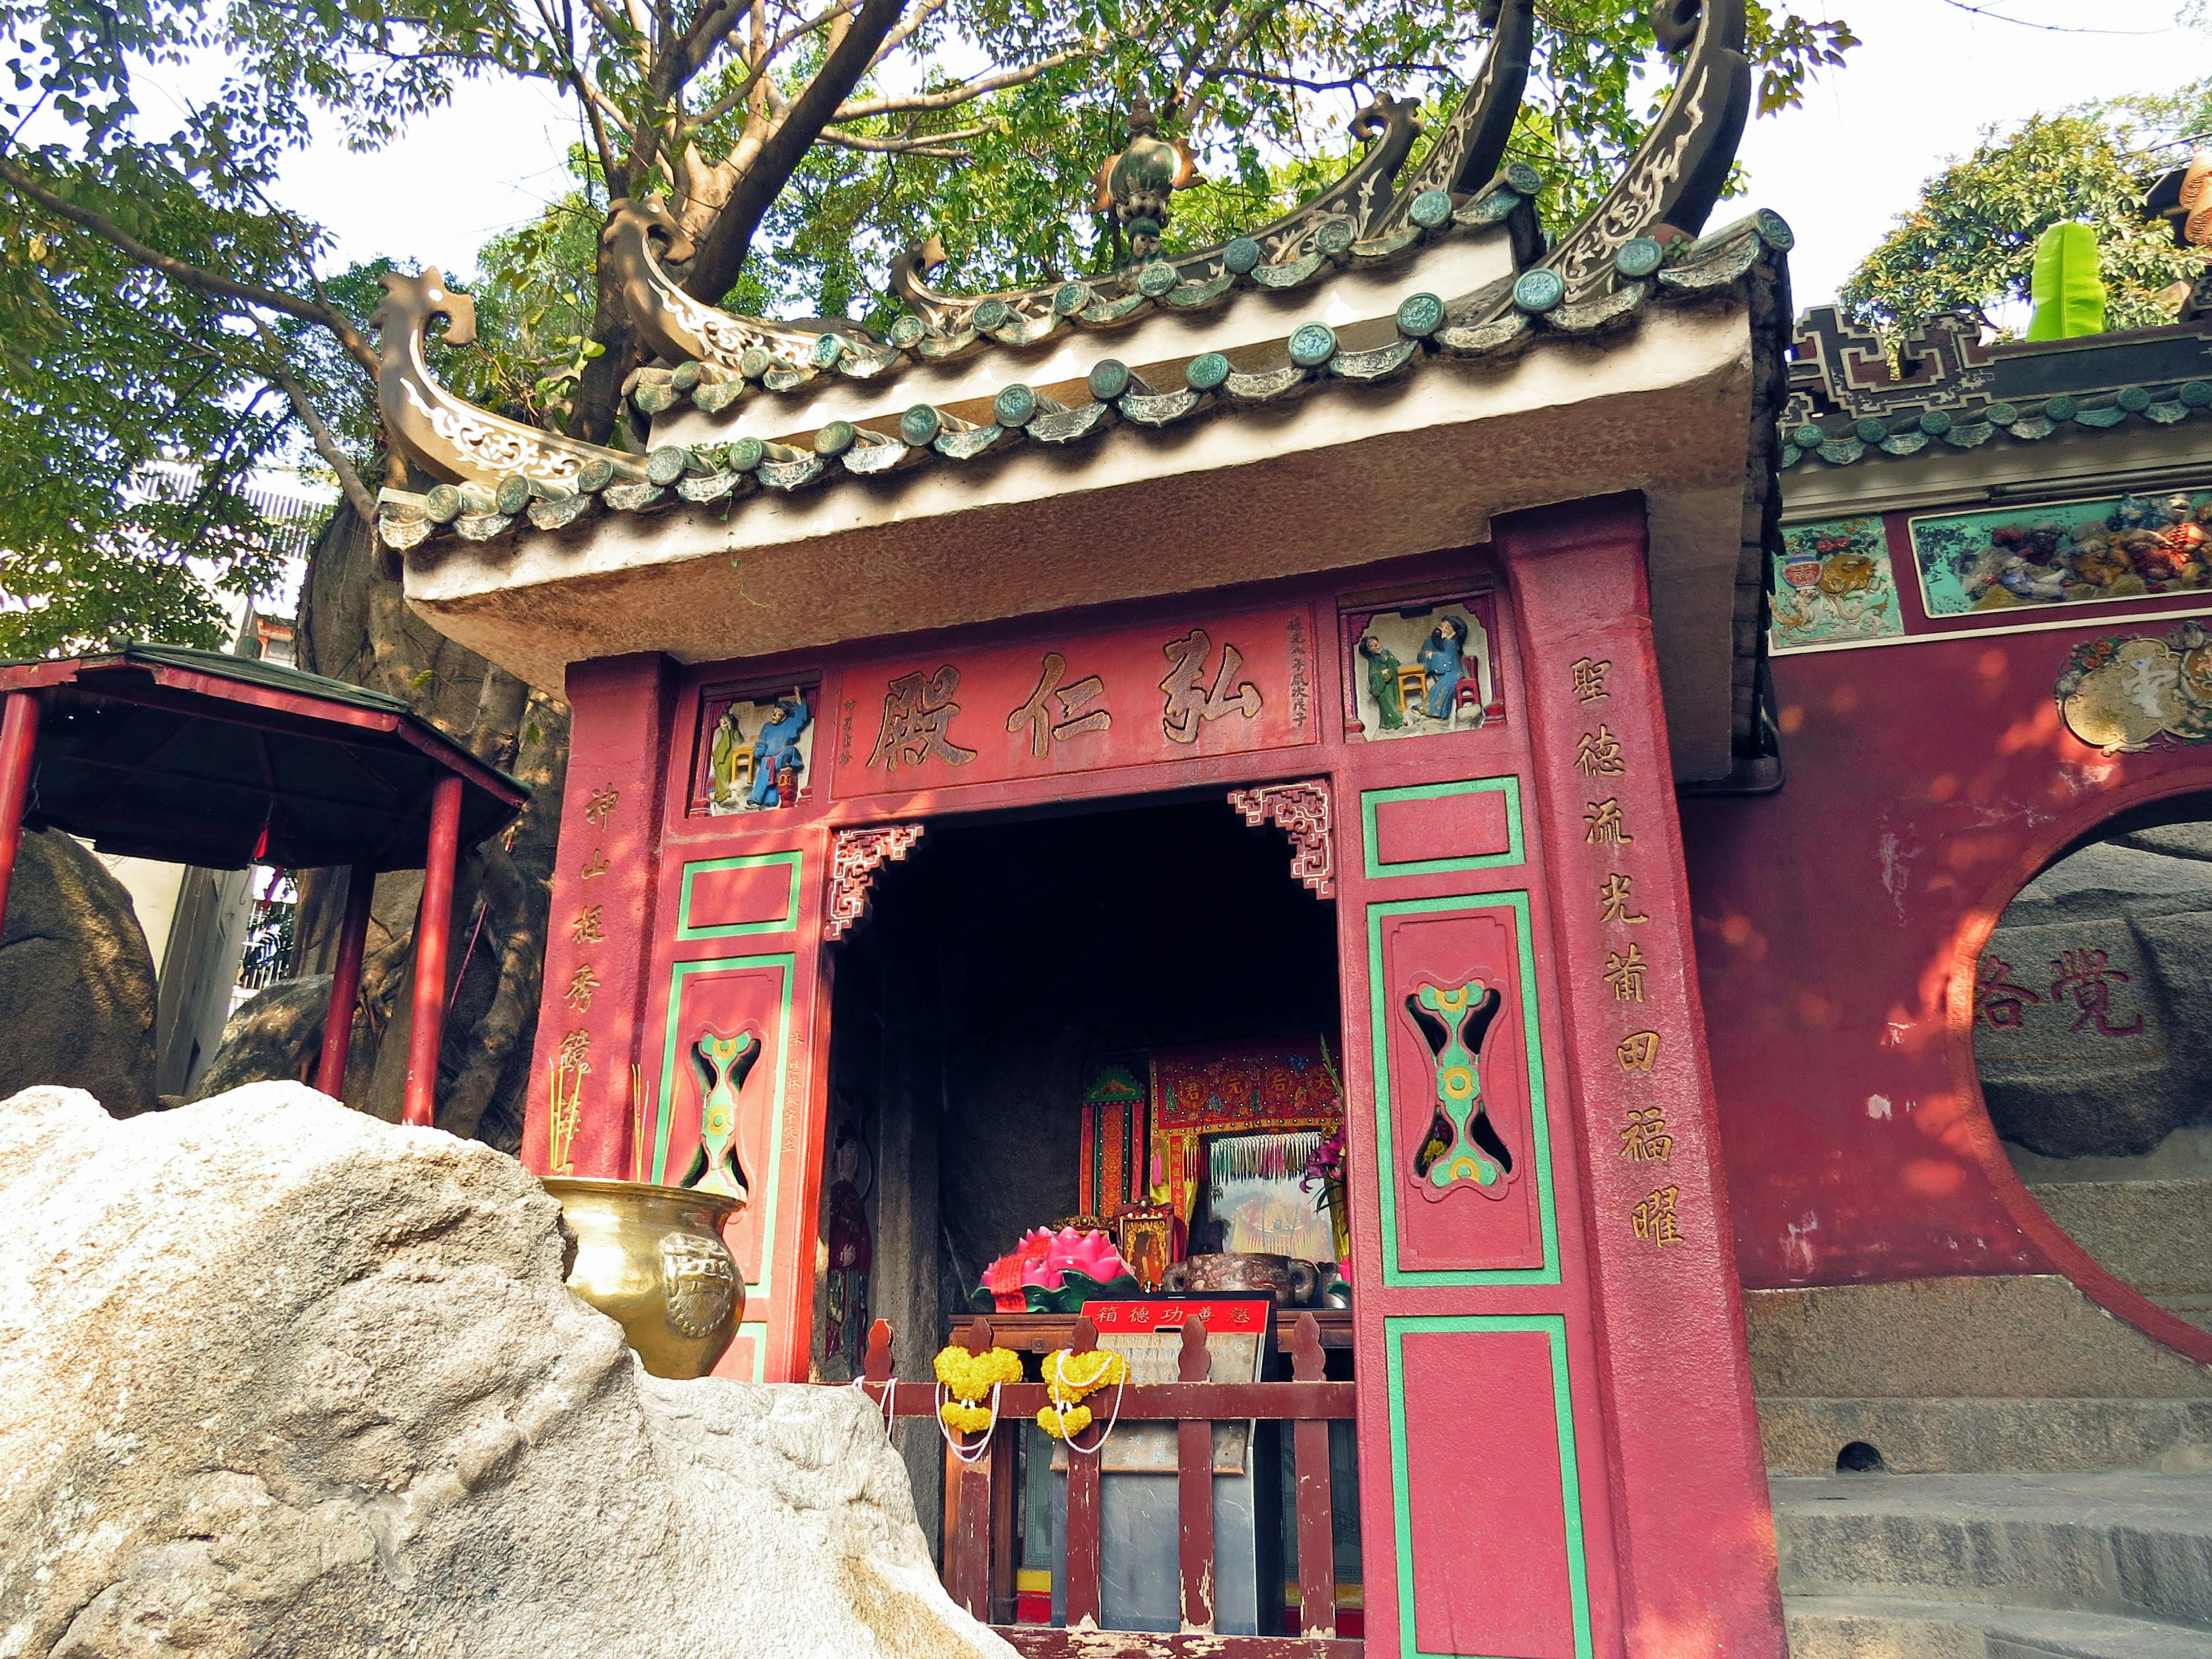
[2025,221,2105,342]
[1842,85,2212,341]
[0,0,1859,652]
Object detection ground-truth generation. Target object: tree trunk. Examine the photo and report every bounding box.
[204,501,567,1152]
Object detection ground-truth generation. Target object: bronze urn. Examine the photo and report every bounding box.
[542,1176,745,1378]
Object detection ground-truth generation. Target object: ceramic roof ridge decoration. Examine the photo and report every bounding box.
[1485,0,1750,315]
[1778,302,2212,471]
[374,210,1791,554]
[370,268,649,553]
[600,0,1541,402]
[372,0,1766,555]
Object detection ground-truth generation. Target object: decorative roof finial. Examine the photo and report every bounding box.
[1092,89,1199,265]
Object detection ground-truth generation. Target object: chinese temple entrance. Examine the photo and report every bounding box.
[819,793,1355,1624]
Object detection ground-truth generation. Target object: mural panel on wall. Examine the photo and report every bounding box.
[831,604,1318,796]
[1339,590,1503,739]
[1910,488,2212,618]
[694,685,817,813]
[1770,516,1902,650]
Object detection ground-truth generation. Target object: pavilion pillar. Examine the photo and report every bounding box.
[316,862,377,1101]
[0,692,40,937]
[402,774,465,1128]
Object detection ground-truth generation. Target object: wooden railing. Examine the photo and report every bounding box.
[858,1312,1362,1659]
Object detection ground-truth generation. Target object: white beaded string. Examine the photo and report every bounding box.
[851,1373,896,1440]
[936,1380,1001,1464]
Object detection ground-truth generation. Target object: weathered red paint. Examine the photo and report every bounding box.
[316,863,376,1099]
[1684,614,2212,1365]
[524,655,683,1179]
[1494,497,1780,1659]
[402,773,464,1128]
[0,692,40,937]
[527,522,1783,1656]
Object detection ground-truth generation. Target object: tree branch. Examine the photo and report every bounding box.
[863,0,948,71]
[692,0,863,129]
[831,47,1091,119]
[681,0,907,301]
[255,320,378,524]
[0,153,383,380]
[815,124,978,155]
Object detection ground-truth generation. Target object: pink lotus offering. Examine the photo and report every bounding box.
[1023,1226,1130,1291]
[979,1227,1058,1312]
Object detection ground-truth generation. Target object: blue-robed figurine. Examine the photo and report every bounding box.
[748,696,812,808]
[1418,615,1471,721]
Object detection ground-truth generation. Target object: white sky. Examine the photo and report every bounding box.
[232,1,2210,309]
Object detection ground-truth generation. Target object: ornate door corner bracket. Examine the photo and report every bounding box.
[826,823,925,940]
[1227,780,1334,899]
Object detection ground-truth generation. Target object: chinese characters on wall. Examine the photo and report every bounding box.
[1570,656,1687,1250]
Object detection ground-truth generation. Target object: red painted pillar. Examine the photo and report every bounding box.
[402,774,465,1128]
[0,693,39,937]
[522,654,679,1177]
[1496,496,1785,1658]
[315,862,377,1100]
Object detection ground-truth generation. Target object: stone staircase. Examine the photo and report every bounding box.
[1746,1277,2212,1658]
[1776,1471,2212,1658]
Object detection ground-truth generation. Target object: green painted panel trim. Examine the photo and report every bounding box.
[734,1319,772,1383]
[1368,892,1559,1287]
[1359,776,1525,878]
[653,950,796,1297]
[1385,1314,1592,1659]
[675,850,804,940]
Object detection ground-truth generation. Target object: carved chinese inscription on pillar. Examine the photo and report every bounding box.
[1159,628,1262,743]
[1226,779,1334,899]
[1563,660,1695,1248]
[869,668,976,772]
[826,823,925,941]
[1630,1185,1684,1246]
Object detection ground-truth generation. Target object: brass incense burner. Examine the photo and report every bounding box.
[542,1176,745,1378]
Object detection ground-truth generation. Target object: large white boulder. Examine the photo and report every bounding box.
[0,1082,1009,1659]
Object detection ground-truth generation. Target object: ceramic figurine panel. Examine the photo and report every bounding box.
[1770,516,1902,650]
[1340,590,1504,740]
[830,604,1318,796]
[650,954,796,1292]
[692,683,818,814]
[1909,486,2212,619]
[1368,894,1556,1283]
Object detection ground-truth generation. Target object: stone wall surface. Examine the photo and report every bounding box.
[1977,828,2212,1158]
[0,1082,1011,1659]
[0,830,157,1116]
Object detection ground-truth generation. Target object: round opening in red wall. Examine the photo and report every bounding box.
[1972,813,2212,1338]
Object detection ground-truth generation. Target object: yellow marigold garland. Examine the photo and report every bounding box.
[1037,1346,1128,1442]
[933,1342,1024,1457]
[934,1343,1023,1401]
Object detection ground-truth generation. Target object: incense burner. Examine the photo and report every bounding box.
[543,1177,745,1378]
[1161,1251,1320,1307]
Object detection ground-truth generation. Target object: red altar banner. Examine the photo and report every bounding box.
[832,603,1319,796]
[1081,1296,1274,1337]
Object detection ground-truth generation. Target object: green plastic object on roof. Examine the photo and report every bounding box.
[2025,222,2105,342]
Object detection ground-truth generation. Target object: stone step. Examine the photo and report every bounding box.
[1772,1472,2212,1627]
[1786,1593,2212,1659]
[1761,1396,2212,1476]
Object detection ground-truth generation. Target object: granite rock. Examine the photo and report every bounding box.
[0,1081,1010,1659]
[0,830,157,1116]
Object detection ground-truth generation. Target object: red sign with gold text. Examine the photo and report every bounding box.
[832,605,1318,796]
[1081,1296,1275,1338]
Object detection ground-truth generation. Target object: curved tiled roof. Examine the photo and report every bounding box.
[372,0,1771,556]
